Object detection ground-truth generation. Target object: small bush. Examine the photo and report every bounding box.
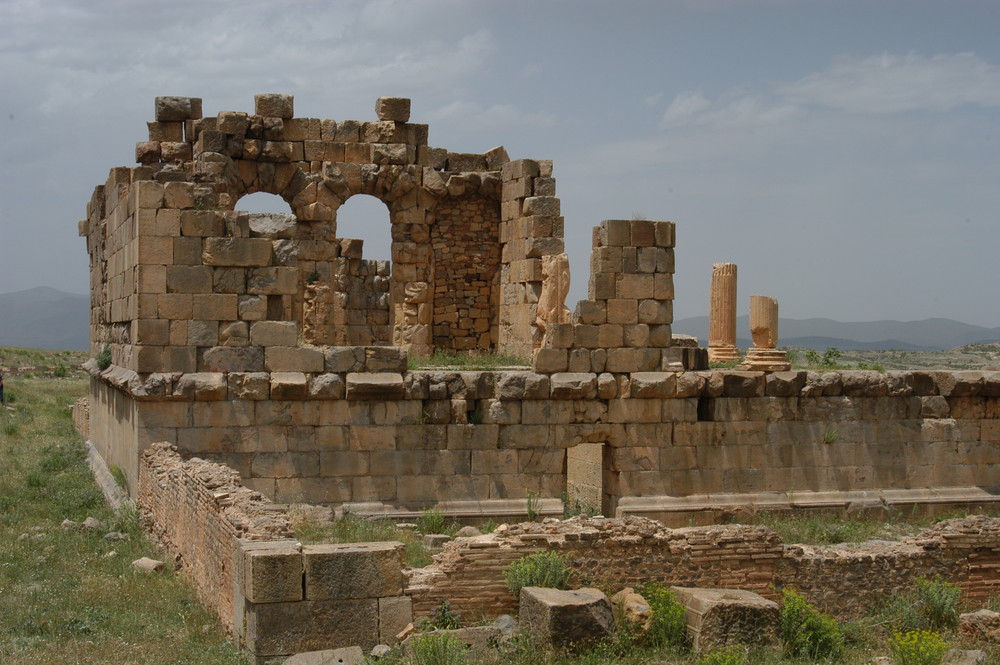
[779,588,844,660]
[913,576,961,631]
[504,551,573,597]
[888,630,949,665]
[410,632,467,665]
[638,582,688,650]
[96,344,112,371]
[698,644,747,665]
[417,508,447,535]
[425,599,461,630]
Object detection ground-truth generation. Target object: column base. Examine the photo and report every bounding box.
[708,346,741,363]
[738,348,791,371]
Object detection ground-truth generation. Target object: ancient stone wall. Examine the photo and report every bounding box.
[137,443,412,662]
[407,515,1000,622]
[135,443,1000,660]
[89,360,1000,521]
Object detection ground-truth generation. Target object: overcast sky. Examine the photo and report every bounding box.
[2,0,998,327]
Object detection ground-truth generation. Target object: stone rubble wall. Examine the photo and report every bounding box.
[97,365,1000,517]
[407,515,1000,621]
[137,442,413,662]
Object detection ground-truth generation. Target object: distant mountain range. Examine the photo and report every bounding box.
[0,287,89,350]
[1,287,998,353]
[673,315,1000,351]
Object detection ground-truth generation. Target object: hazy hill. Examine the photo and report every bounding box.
[0,287,89,350]
[673,315,1000,351]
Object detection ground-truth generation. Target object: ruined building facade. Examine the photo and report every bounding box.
[80,95,999,522]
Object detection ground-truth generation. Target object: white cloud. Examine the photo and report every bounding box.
[778,52,1000,114]
[660,52,1000,132]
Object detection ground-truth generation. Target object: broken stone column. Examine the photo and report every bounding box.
[739,295,791,371]
[708,263,740,363]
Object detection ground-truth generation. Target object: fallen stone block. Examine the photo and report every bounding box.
[944,648,988,665]
[610,587,652,634]
[132,557,165,572]
[283,646,364,665]
[519,586,615,651]
[671,587,779,653]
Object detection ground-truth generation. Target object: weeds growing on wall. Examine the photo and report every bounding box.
[504,551,574,597]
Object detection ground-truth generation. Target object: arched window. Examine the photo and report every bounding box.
[335,194,391,263]
[235,191,293,214]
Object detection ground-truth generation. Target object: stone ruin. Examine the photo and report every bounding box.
[75,93,1000,661]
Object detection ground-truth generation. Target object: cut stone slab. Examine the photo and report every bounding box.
[284,646,364,665]
[671,587,779,653]
[519,586,615,651]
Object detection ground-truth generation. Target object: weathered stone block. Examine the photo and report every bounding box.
[519,587,615,651]
[270,372,309,400]
[303,542,404,600]
[245,598,378,657]
[671,587,779,653]
[174,372,227,400]
[155,96,202,121]
[550,373,598,399]
[201,346,264,372]
[243,543,304,603]
[346,373,405,400]
[255,93,294,118]
[203,237,273,266]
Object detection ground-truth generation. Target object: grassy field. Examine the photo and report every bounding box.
[0,374,247,665]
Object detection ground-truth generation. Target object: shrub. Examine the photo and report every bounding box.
[416,508,446,535]
[779,588,844,660]
[638,582,688,650]
[425,599,461,630]
[410,632,467,665]
[698,644,747,665]
[96,344,112,371]
[503,551,573,597]
[913,577,961,631]
[888,630,949,665]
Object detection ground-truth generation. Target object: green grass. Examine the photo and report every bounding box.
[0,375,247,665]
[0,346,89,379]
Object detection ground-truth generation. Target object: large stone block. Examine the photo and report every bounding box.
[346,373,405,400]
[302,542,404,600]
[245,598,377,657]
[671,587,779,653]
[255,93,294,118]
[519,587,615,651]
[243,543,304,603]
[203,237,273,266]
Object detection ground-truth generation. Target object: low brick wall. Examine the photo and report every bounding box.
[406,515,1000,621]
[137,443,412,662]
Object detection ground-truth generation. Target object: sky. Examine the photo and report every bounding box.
[1,0,998,327]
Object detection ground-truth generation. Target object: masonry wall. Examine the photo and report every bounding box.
[407,515,1000,622]
[137,442,412,662]
[92,364,1000,520]
[136,442,1000,660]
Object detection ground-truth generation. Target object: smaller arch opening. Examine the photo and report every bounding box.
[236,191,294,214]
[335,194,392,263]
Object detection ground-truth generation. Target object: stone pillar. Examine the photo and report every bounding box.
[740,295,790,371]
[708,263,740,363]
